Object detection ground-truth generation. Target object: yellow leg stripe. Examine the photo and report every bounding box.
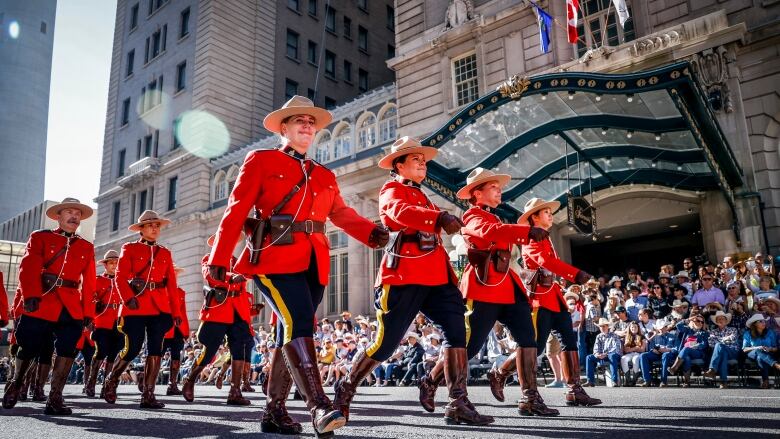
[258,275,294,345]
[117,317,130,360]
[194,322,208,366]
[366,284,391,358]
[464,299,474,347]
[531,306,538,340]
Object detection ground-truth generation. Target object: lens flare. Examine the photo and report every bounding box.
[9,21,20,39]
[175,110,230,158]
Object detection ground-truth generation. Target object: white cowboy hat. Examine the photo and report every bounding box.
[564,291,580,303]
[98,249,119,264]
[456,167,512,200]
[378,136,438,170]
[709,310,732,325]
[744,313,766,328]
[262,95,332,134]
[759,296,780,310]
[654,319,670,330]
[658,272,671,279]
[597,318,611,327]
[428,333,441,341]
[128,210,171,231]
[46,197,94,220]
[405,331,420,340]
[516,197,561,225]
[608,276,623,285]
[672,299,690,309]
[676,270,690,278]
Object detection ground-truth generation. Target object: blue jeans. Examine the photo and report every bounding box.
[677,347,705,372]
[747,349,778,379]
[639,350,677,384]
[586,353,621,384]
[577,328,588,368]
[708,343,737,381]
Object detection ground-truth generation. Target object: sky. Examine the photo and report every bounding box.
[44,0,117,207]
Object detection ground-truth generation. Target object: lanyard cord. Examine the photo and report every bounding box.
[42,235,72,296]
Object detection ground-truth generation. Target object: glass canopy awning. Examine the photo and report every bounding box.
[421,61,743,225]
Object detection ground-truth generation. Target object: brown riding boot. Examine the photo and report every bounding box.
[166,360,182,396]
[333,350,381,421]
[241,362,255,392]
[261,349,303,435]
[140,355,164,409]
[19,360,36,402]
[227,360,251,406]
[487,351,517,403]
[32,363,51,402]
[282,337,346,436]
[443,348,494,426]
[2,357,33,409]
[562,350,602,406]
[418,356,445,413]
[667,356,684,376]
[181,363,207,402]
[517,347,559,416]
[102,359,130,404]
[215,361,229,390]
[84,360,100,397]
[44,356,75,415]
[99,360,113,400]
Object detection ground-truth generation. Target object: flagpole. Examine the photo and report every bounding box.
[528,0,588,48]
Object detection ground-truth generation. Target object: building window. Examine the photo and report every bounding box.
[324,50,335,78]
[358,26,368,52]
[315,132,331,163]
[148,25,167,62]
[130,3,139,30]
[126,50,135,77]
[333,125,352,159]
[288,0,300,12]
[452,52,478,107]
[307,40,318,65]
[167,176,178,211]
[308,0,317,16]
[358,113,376,150]
[325,6,335,32]
[121,98,131,126]
[176,61,186,92]
[387,44,395,59]
[325,97,336,109]
[379,105,397,142]
[328,256,338,313]
[286,29,299,59]
[148,0,168,16]
[340,253,349,310]
[358,69,368,92]
[285,78,298,100]
[577,0,635,57]
[307,88,316,101]
[143,133,153,157]
[226,166,238,194]
[326,231,349,314]
[179,7,190,38]
[172,116,181,149]
[358,0,368,12]
[386,5,395,30]
[343,60,352,83]
[138,189,148,212]
[118,148,126,177]
[213,171,229,201]
[142,76,163,112]
[111,201,121,232]
[40,21,47,34]
[343,16,351,39]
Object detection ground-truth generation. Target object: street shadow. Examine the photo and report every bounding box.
[21,414,244,438]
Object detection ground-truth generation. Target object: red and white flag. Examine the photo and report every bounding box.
[566,0,579,44]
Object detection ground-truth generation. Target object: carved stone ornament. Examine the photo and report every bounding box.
[690,46,733,113]
[497,75,531,99]
[444,0,474,30]
[630,30,682,57]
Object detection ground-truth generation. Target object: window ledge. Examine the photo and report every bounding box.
[178,33,190,43]
[307,61,319,68]
[173,88,186,98]
[286,55,301,64]
[359,48,369,56]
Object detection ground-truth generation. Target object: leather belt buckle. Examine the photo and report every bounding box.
[148,281,156,290]
[304,219,314,234]
[54,278,63,287]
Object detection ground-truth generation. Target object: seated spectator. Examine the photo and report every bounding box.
[675,271,693,297]
[691,274,725,307]
[584,293,603,354]
[703,310,740,388]
[250,343,269,385]
[724,281,744,310]
[667,315,709,387]
[612,306,632,337]
[621,321,647,386]
[638,320,678,387]
[566,289,588,373]
[758,297,780,338]
[754,277,780,302]
[417,333,442,380]
[637,309,656,340]
[647,284,669,321]
[728,300,749,334]
[742,314,780,389]
[318,338,337,385]
[625,284,647,322]
[585,318,623,387]
[375,345,404,387]
[604,292,622,322]
[667,298,690,325]
[399,332,425,386]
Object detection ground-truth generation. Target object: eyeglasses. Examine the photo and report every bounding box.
[653,286,662,289]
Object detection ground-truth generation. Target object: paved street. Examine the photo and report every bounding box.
[1,384,778,438]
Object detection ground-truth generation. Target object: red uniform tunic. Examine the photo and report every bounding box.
[165,287,189,338]
[200,255,252,324]
[0,272,8,323]
[208,149,376,285]
[375,179,456,287]
[521,238,579,312]
[460,206,531,304]
[18,229,96,322]
[93,274,121,330]
[116,240,181,320]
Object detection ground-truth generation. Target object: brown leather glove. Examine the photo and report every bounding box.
[575,270,592,285]
[24,297,40,313]
[230,274,246,284]
[83,317,94,331]
[437,212,465,235]
[125,297,139,310]
[368,225,390,248]
[527,227,550,242]
[174,317,183,327]
[208,265,227,282]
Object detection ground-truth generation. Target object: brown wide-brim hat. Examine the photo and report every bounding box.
[517,197,561,225]
[456,167,512,200]
[98,249,119,264]
[378,136,438,170]
[262,95,332,134]
[128,210,171,231]
[46,197,94,220]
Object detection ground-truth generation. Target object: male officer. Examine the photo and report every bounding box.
[2,198,96,415]
[162,265,189,396]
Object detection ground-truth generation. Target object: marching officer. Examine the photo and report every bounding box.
[417,168,558,416]
[85,250,124,399]
[207,96,388,437]
[162,265,188,396]
[518,198,601,406]
[102,210,182,409]
[2,198,96,415]
[334,137,493,426]
[181,235,253,406]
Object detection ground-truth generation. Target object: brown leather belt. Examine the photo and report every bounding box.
[289,220,326,234]
[145,280,168,290]
[227,290,243,298]
[106,303,120,309]
[42,273,79,288]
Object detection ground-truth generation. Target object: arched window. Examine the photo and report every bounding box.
[357,113,377,151]
[314,132,332,163]
[213,170,228,201]
[378,104,398,143]
[226,165,239,193]
[333,124,352,160]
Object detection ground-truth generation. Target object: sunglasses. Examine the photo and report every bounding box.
[693,319,704,323]
[653,286,662,289]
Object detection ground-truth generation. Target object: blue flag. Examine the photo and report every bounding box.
[533,4,553,54]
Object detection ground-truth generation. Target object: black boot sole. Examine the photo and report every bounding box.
[260,421,304,435]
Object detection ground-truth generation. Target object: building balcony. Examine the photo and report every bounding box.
[117,156,161,187]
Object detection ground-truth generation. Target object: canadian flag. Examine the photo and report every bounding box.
[566,0,579,44]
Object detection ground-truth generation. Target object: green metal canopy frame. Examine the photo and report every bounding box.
[420,61,743,235]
